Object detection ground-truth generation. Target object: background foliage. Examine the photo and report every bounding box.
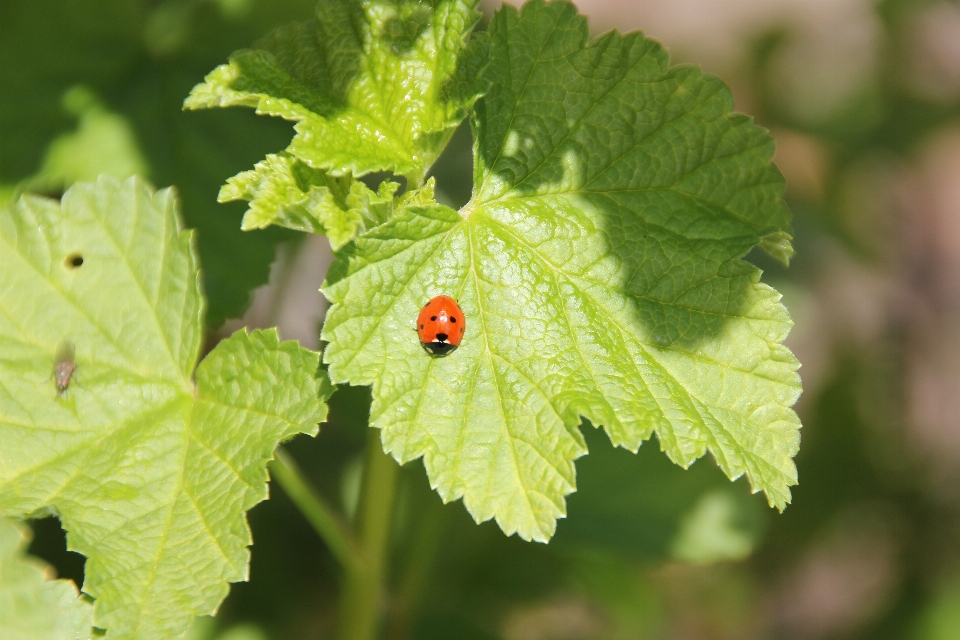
[3,0,960,638]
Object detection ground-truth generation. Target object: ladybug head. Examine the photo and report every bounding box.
[422,341,458,356]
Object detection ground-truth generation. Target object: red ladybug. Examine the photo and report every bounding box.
[417,295,465,356]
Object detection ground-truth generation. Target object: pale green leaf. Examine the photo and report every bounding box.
[220,152,399,249]
[669,490,758,564]
[0,518,93,640]
[220,151,446,248]
[0,176,331,638]
[323,0,801,542]
[1,86,148,206]
[185,0,488,184]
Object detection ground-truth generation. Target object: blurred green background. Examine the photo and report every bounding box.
[5,0,960,638]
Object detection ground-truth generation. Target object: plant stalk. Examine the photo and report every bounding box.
[269,447,364,572]
[337,430,399,640]
[386,493,445,640]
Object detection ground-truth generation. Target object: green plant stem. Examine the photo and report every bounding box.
[402,171,424,190]
[386,493,446,640]
[269,447,364,572]
[337,431,400,640]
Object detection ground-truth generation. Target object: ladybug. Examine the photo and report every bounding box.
[417,295,465,356]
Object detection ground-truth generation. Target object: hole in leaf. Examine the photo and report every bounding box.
[26,516,86,588]
[65,253,84,268]
[425,121,474,209]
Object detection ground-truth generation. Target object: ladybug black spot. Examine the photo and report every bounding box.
[460,327,464,334]
[436,333,448,342]
[430,315,437,321]
[420,324,424,329]
[450,317,457,323]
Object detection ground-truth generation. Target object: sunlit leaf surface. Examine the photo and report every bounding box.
[323,0,801,541]
[0,177,331,638]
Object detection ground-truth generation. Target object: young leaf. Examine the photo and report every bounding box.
[185,0,488,201]
[0,177,331,638]
[322,0,801,542]
[185,0,487,178]
[219,152,448,248]
[220,152,400,249]
[0,518,93,640]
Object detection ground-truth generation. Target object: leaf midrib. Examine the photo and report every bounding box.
[466,220,541,536]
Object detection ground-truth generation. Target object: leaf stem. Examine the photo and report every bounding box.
[337,430,400,640]
[402,171,424,190]
[269,447,364,572]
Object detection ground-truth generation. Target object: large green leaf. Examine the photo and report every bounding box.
[322,0,801,542]
[185,0,488,246]
[0,518,93,640]
[0,177,331,638]
[186,0,486,181]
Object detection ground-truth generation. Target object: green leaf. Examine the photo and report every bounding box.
[322,0,801,542]
[0,518,93,640]
[219,152,448,249]
[669,490,759,564]
[185,0,488,196]
[220,152,400,249]
[0,177,331,638]
[1,86,149,205]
